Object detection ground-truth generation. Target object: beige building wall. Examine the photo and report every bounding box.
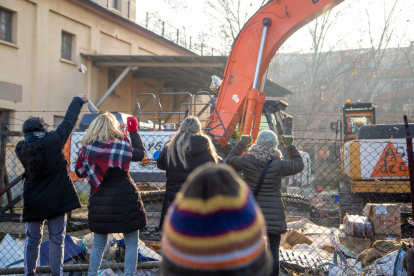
[0,0,194,132]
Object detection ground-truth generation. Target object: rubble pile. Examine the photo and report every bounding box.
[0,202,412,276]
[279,203,412,275]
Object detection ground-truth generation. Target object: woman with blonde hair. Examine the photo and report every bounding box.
[76,112,147,276]
[157,116,219,229]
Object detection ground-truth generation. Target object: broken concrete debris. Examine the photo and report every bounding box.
[279,202,411,275]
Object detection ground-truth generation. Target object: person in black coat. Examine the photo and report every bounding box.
[75,112,146,276]
[157,116,219,229]
[15,95,87,276]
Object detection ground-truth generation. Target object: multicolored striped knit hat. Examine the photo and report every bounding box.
[161,163,272,276]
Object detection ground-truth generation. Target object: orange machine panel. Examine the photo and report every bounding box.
[206,0,344,146]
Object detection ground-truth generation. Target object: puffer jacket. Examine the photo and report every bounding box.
[16,97,85,222]
[157,136,216,229]
[80,132,147,234]
[226,141,304,234]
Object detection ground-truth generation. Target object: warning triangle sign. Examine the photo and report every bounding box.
[371,141,409,178]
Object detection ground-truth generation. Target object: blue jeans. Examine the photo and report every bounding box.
[25,214,67,276]
[88,231,139,276]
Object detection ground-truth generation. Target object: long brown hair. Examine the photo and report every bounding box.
[167,116,218,169]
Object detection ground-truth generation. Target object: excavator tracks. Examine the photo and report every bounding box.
[282,193,321,223]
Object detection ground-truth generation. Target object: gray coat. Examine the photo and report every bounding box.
[226,142,304,235]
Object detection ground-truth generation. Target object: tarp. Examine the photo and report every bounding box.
[0,234,24,268]
[39,234,82,266]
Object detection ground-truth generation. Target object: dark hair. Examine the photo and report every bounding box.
[21,117,48,179]
[22,117,48,133]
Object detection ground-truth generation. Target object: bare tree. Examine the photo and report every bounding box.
[270,5,356,138]
[169,0,260,54]
[359,0,404,102]
[400,43,414,117]
[269,0,414,135]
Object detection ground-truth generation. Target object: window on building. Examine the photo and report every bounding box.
[403,103,414,112]
[53,116,64,130]
[318,148,330,161]
[108,68,116,91]
[61,31,73,61]
[112,0,120,10]
[0,8,12,43]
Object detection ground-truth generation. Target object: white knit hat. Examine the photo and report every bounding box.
[256,130,278,149]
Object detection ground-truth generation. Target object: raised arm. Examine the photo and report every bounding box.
[53,95,87,144]
[130,132,146,161]
[226,135,252,171]
[280,136,304,176]
[127,117,146,162]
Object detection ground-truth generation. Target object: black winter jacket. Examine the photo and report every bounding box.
[156,136,216,229]
[226,142,304,234]
[85,132,147,234]
[16,97,85,222]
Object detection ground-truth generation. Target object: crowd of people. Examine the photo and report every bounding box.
[17,95,304,276]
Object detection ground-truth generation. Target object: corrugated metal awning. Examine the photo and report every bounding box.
[81,54,292,97]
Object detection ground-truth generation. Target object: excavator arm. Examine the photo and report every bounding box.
[206,0,344,146]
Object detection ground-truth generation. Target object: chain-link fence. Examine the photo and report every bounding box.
[0,128,412,275]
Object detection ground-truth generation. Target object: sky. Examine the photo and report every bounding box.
[136,0,414,54]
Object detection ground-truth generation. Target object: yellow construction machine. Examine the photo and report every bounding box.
[332,101,413,219]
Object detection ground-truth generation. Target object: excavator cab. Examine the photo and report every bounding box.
[331,101,376,144]
[261,99,292,136]
[331,101,375,166]
[232,99,292,152]
[341,102,375,142]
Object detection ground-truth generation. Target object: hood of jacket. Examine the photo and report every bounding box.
[186,135,210,155]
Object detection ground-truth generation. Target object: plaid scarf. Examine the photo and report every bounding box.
[76,136,132,192]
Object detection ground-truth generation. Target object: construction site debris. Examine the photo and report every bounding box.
[372,234,401,243]
[279,247,329,273]
[318,250,362,276]
[356,240,411,267]
[363,203,401,236]
[39,234,83,266]
[0,234,24,268]
[343,214,373,238]
[209,75,222,90]
[363,248,406,276]
[403,247,414,274]
[337,233,371,255]
[281,230,312,249]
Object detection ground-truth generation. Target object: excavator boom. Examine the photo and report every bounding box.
[206,0,344,146]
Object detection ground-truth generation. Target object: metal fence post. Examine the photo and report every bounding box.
[404,116,414,262]
[0,134,5,208]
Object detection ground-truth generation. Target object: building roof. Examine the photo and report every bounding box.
[81,54,292,97]
[74,0,195,56]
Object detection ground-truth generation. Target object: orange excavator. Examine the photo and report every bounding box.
[205,0,344,146]
[68,0,347,232]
